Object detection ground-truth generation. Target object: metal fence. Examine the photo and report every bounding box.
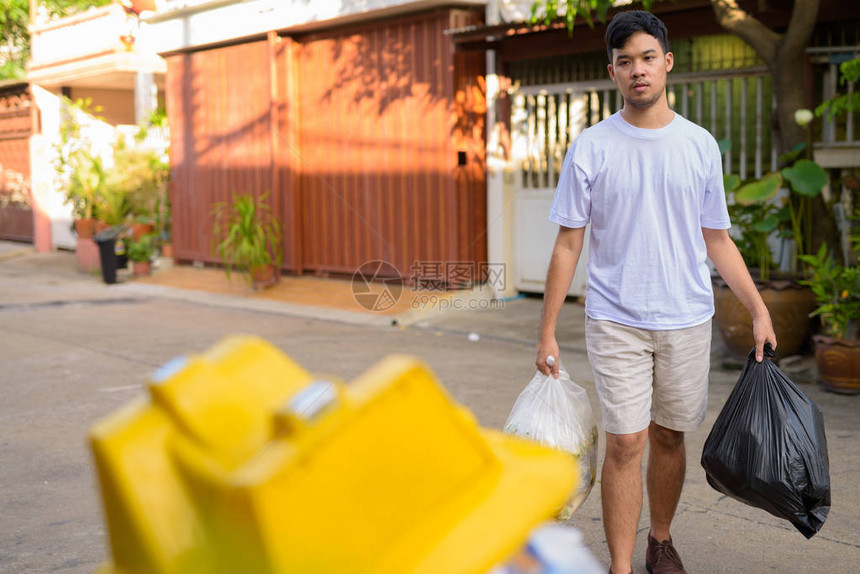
[510,30,859,191]
[513,68,784,190]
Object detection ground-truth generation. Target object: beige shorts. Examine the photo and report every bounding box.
[585,317,712,435]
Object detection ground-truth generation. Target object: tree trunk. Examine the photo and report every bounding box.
[710,0,820,156]
[772,54,808,155]
[709,0,840,260]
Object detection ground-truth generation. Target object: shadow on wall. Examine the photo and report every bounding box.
[166,10,487,278]
[319,15,449,116]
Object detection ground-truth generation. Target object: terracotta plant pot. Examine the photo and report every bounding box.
[94,220,110,234]
[813,335,860,395]
[713,279,816,360]
[133,260,152,277]
[160,243,173,258]
[250,264,276,290]
[76,237,100,273]
[129,222,155,241]
[74,218,96,239]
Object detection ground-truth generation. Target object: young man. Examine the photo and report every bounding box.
[535,11,777,574]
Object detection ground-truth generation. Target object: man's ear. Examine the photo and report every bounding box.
[607,63,616,82]
[665,51,674,73]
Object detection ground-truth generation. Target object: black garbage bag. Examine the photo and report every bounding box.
[701,345,830,538]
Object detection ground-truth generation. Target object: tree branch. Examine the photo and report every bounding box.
[781,0,821,59]
[709,0,780,67]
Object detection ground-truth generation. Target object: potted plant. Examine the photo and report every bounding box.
[107,144,168,240]
[211,191,282,289]
[155,191,172,258]
[712,140,829,360]
[127,233,156,277]
[93,185,130,228]
[55,98,105,239]
[713,156,823,360]
[799,232,860,394]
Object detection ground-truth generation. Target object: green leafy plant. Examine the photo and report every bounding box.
[1,1,111,81]
[106,144,168,223]
[93,186,129,226]
[800,244,860,340]
[211,192,282,284]
[155,192,172,247]
[127,233,156,263]
[729,144,827,276]
[54,97,105,221]
[134,108,169,143]
[529,0,658,35]
[851,209,860,256]
[724,172,782,281]
[815,57,860,121]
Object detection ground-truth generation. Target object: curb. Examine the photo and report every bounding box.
[116,282,396,327]
[0,245,35,261]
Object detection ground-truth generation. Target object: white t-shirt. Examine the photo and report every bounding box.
[549,111,731,330]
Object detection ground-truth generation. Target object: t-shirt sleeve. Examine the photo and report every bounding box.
[700,137,732,229]
[549,144,591,228]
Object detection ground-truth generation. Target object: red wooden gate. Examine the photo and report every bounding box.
[165,8,486,283]
[0,83,35,243]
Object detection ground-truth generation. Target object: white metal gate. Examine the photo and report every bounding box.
[511,68,778,294]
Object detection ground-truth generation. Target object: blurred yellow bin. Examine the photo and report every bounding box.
[91,336,578,574]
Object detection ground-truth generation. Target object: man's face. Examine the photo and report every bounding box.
[608,31,674,111]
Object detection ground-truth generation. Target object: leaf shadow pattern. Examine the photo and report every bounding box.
[318,15,448,117]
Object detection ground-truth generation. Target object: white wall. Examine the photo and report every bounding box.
[30,86,119,250]
[145,0,486,54]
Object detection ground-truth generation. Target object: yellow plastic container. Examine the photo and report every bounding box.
[91,336,578,574]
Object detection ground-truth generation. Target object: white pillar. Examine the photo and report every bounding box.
[484,1,518,298]
[134,71,157,124]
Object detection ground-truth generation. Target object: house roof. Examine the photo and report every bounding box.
[0,79,29,93]
[448,0,860,61]
[448,0,721,59]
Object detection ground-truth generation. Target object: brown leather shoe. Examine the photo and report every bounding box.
[645,532,687,574]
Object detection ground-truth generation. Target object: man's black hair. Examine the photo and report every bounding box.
[605,10,670,64]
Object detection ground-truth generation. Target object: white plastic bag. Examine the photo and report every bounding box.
[504,364,598,520]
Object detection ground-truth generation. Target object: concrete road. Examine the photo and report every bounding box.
[1,248,858,573]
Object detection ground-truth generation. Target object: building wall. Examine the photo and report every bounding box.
[166,8,486,280]
[146,0,486,55]
[166,40,275,264]
[68,87,137,125]
[291,9,486,278]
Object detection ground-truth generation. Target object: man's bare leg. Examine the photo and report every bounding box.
[603,428,649,574]
[647,422,686,541]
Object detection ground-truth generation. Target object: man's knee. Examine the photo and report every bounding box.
[649,422,684,450]
[605,429,648,466]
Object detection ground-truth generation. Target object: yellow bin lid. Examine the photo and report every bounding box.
[90,336,579,574]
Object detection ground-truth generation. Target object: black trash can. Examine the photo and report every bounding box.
[117,238,128,270]
[94,226,124,284]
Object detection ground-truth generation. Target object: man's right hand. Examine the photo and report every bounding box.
[536,226,585,380]
[536,338,560,378]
